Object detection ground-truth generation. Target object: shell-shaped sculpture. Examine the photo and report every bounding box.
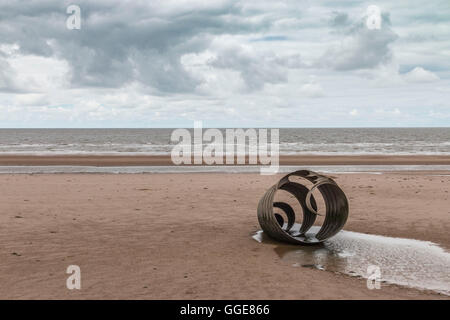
[257,170,349,244]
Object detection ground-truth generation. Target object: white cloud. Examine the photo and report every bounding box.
[403,67,439,83]
[8,54,70,92]
[300,82,325,98]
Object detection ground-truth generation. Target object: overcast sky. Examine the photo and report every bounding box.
[0,0,449,127]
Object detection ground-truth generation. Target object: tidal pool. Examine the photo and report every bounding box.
[253,225,450,295]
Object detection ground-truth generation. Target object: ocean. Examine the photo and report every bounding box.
[0,128,449,155]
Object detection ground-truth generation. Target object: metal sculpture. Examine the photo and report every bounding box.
[257,170,349,244]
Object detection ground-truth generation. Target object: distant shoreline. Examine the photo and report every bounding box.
[0,154,450,166]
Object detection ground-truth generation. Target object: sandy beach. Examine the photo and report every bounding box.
[2,0,449,308]
[0,154,449,166]
[0,165,449,299]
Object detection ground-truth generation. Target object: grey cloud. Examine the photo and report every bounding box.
[0,58,23,93]
[330,12,350,28]
[1,0,449,128]
[322,12,398,70]
[210,45,298,91]
[0,0,274,93]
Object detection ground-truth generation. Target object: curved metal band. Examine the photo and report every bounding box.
[257,170,349,244]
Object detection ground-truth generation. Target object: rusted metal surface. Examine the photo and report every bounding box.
[257,170,349,244]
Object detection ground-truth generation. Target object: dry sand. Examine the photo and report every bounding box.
[0,171,449,299]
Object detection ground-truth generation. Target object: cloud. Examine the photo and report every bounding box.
[330,12,350,28]
[0,0,275,93]
[209,43,292,91]
[0,45,24,93]
[251,35,290,42]
[0,58,21,93]
[300,81,325,98]
[403,67,439,83]
[0,0,449,127]
[322,12,398,70]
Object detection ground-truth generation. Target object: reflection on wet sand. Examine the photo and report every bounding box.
[253,225,450,295]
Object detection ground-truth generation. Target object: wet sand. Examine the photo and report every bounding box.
[0,172,449,299]
[0,154,450,166]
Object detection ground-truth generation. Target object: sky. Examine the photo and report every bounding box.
[0,0,449,128]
